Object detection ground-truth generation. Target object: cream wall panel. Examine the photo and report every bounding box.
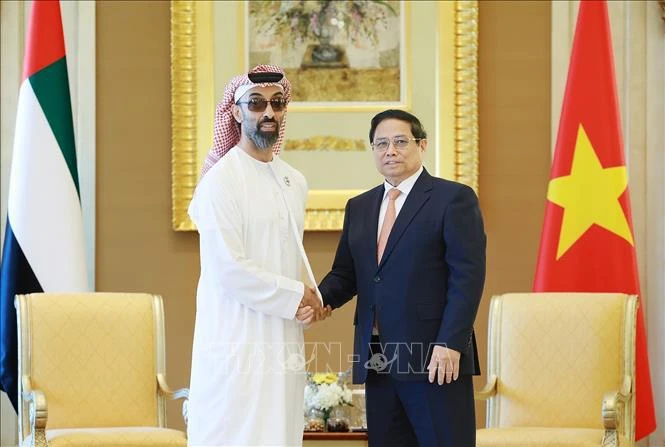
[645,2,665,445]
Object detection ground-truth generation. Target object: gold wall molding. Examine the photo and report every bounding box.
[170,0,197,231]
[453,1,479,192]
[284,136,366,152]
[304,209,346,231]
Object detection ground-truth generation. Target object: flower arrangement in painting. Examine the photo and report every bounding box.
[250,0,398,50]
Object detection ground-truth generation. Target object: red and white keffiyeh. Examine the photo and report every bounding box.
[201,65,292,178]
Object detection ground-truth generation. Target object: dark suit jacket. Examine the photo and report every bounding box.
[319,168,486,384]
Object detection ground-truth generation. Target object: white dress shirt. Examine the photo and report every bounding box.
[377,166,424,240]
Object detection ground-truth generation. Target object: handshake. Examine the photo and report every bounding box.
[296,286,332,325]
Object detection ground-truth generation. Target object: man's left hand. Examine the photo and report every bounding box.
[427,345,460,385]
[296,305,315,325]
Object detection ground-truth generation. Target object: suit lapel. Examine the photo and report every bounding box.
[377,169,432,270]
[367,185,384,266]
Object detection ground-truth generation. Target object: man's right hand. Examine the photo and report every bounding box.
[296,286,322,324]
[300,286,322,309]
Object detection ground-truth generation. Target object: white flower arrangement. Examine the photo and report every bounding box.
[304,372,353,413]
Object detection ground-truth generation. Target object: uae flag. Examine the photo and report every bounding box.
[0,0,88,410]
[533,0,656,440]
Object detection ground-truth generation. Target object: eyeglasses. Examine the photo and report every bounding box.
[371,137,422,152]
[235,97,288,112]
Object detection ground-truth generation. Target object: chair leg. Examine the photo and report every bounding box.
[601,430,618,447]
[33,429,48,447]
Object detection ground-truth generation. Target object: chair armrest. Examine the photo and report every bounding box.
[22,389,48,447]
[474,375,497,400]
[157,373,189,400]
[157,373,189,425]
[601,375,631,447]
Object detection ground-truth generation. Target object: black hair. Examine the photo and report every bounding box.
[369,109,427,143]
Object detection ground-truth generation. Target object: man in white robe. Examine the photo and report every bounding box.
[187,66,323,447]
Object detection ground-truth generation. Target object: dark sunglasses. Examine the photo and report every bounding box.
[236,97,288,112]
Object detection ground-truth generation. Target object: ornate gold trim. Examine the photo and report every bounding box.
[454,1,479,192]
[302,210,341,231]
[171,1,197,231]
[284,136,366,152]
[171,1,479,231]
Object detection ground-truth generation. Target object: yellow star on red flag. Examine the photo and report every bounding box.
[546,123,634,259]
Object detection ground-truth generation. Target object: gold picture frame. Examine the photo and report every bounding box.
[171,0,478,231]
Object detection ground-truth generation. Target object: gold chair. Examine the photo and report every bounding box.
[16,293,188,447]
[475,293,637,447]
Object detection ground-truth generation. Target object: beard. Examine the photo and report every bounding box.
[243,117,280,151]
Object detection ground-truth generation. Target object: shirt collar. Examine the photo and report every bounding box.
[382,166,424,199]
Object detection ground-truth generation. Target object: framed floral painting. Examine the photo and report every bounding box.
[246,1,405,107]
[171,1,479,231]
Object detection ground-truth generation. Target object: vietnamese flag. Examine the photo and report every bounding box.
[533,0,656,440]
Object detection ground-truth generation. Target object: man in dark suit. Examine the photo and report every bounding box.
[318,109,486,446]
